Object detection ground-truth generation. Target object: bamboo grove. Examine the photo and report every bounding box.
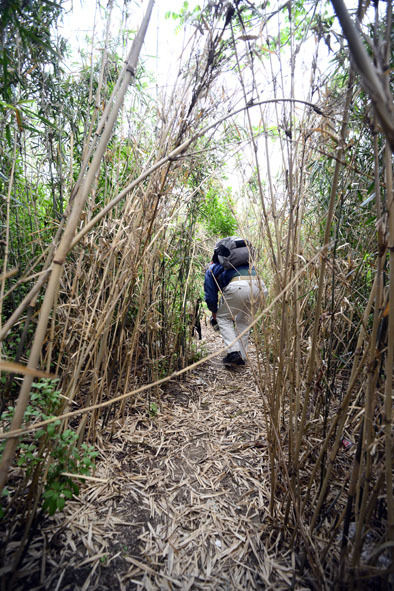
[0,0,393,588]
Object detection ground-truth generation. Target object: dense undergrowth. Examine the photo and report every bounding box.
[0,0,393,588]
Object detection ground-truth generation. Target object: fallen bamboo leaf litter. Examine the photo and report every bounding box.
[3,324,359,589]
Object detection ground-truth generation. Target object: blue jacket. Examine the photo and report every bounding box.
[204,263,256,313]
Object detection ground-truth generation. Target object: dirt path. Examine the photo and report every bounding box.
[20,326,301,590]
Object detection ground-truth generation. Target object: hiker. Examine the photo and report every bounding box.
[204,236,267,368]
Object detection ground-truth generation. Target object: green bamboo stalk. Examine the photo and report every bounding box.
[0,139,16,353]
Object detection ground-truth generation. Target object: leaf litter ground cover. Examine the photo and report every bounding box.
[6,324,351,590]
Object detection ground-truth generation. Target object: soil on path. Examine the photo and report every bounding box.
[18,325,302,590]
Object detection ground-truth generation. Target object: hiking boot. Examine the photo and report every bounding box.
[223,351,245,368]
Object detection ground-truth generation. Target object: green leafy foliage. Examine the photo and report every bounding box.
[0,379,98,516]
[199,186,237,237]
[43,437,98,515]
[165,2,202,25]
[0,0,65,105]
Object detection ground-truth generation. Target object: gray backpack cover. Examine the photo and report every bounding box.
[214,236,254,269]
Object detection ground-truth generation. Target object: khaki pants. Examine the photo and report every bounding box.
[216,279,265,359]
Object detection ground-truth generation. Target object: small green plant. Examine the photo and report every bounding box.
[42,434,98,515]
[0,379,98,516]
[149,401,158,417]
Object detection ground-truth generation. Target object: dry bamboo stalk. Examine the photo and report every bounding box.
[276,10,306,450]
[230,23,279,275]
[70,98,325,253]
[0,268,18,282]
[229,23,285,514]
[0,0,155,492]
[381,3,394,561]
[339,427,363,582]
[383,141,394,555]
[351,125,386,567]
[304,260,377,495]
[62,253,140,410]
[261,118,282,270]
[293,73,354,493]
[308,290,376,528]
[291,138,308,462]
[60,163,187,425]
[0,249,324,441]
[262,22,320,512]
[307,4,393,553]
[55,251,85,374]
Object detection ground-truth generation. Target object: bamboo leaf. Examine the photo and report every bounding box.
[0,361,54,379]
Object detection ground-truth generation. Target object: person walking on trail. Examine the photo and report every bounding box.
[204,236,267,368]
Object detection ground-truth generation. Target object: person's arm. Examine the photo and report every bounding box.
[204,265,219,313]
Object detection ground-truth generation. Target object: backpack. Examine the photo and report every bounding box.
[213,236,254,269]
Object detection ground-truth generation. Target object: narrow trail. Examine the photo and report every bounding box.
[24,325,300,590]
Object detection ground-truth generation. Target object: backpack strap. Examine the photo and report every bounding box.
[234,239,247,248]
[214,244,230,258]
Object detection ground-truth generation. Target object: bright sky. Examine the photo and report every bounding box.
[59,1,337,104]
[59,0,327,194]
[60,0,195,88]
[57,1,373,197]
